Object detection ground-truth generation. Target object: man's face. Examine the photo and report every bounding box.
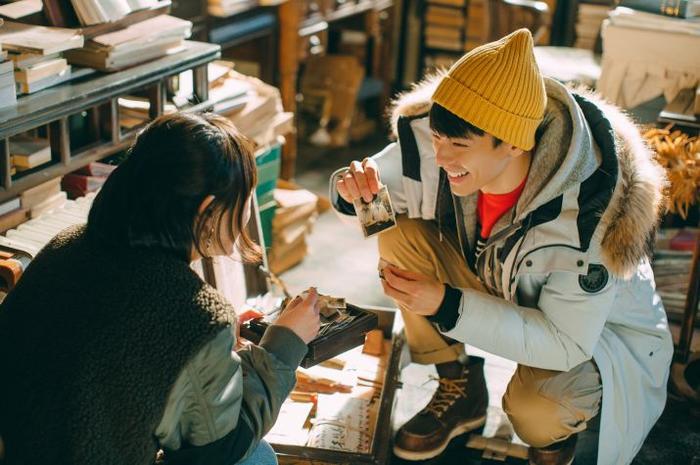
[431,131,518,197]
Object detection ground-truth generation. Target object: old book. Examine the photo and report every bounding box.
[8,52,60,69]
[0,198,21,217]
[10,137,51,170]
[74,161,117,177]
[29,191,67,219]
[14,57,68,84]
[0,61,13,75]
[20,178,61,210]
[269,234,308,274]
[42,0,80,27]
[66,38,184,70]
[0,0,43,19]
[619,0,700,17]
[61,173,107,198]
[273,187,319,228]
[0,21,84,55]
[427,0,466,6]
[609,6,700,33]
[426,7,466,27]
[425,36,465,51]
[91,15,192,49]
[425,25,463,41]
[0,208,29,233]
[16,65,71,94]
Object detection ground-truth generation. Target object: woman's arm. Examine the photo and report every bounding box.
[156,325,307,464]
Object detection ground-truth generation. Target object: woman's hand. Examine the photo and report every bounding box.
[336,158,381,204]
[273,288,321,344]
[381,265,445,316]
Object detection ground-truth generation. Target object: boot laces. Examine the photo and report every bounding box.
[422,376,468,418]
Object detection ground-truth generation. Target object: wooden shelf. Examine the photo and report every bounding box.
[0,41,221,203]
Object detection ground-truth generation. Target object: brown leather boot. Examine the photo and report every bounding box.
[528,434,577,465]
[393,357,488,461]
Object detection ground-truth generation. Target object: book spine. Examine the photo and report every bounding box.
[619,0,689,17]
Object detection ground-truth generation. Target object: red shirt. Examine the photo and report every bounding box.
[477,176,527,239]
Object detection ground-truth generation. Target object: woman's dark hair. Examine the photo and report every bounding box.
[429,103,502,147]
[87,112,261,263]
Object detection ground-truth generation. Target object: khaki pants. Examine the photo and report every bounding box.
[378,215,602,447]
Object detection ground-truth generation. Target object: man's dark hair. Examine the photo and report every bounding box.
[429,103,502,147]
[87,112,261,263]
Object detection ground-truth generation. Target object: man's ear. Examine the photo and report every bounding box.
[198,195,215,215]
[507,145,527,159]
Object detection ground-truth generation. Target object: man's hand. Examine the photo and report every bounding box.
[381,265,445,316]
[336,158,381,204]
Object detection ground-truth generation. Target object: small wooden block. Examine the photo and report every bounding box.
[362,329,384,356]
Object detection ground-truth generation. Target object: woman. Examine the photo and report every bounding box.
[0,113,320,465]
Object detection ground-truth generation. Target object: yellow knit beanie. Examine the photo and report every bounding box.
[432,28,546,151]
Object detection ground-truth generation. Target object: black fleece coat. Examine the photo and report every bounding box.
[0,225,234,465]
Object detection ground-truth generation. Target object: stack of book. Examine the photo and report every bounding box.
[268,184,320,275]
[608,3,700,34]
[18,177,66,219]
[0,21,18,109]
[64,14,191,71]
[9,136,51,174]
[0,197,28,234]
[575,2,611,50]
[423,0,467,53]
[70,0,162,26]
[61,162,117,198]
[465,0,486,50]
[0,21,83,94]
[215,68,294,147]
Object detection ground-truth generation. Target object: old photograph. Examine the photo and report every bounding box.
[353,185,397,238]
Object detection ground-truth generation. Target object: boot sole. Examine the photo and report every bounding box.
[392,415,487,461]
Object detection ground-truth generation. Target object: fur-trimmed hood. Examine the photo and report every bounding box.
[387,74,667,278]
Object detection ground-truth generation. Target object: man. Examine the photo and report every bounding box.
[330,30,672,465]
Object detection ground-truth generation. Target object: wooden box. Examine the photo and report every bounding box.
[272,307,405,465]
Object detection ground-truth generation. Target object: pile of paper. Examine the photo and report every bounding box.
[207,67,293,146]
[70,0,163,26]
[0,21,84,95]
[268,185,319,275]
[64,14,191,71]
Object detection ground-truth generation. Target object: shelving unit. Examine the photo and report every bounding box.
[0,41,220,204]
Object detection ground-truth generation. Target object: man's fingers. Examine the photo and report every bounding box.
[336,178,351,202]
[381,279,409,304]
[388,266,426,281]
[342,172,361,200]
[362,158,381,194]
[349,161,373,202]
[383,268,415,295]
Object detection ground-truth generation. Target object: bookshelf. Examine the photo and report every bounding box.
[0,41,220,204]
[419,0,470,74]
